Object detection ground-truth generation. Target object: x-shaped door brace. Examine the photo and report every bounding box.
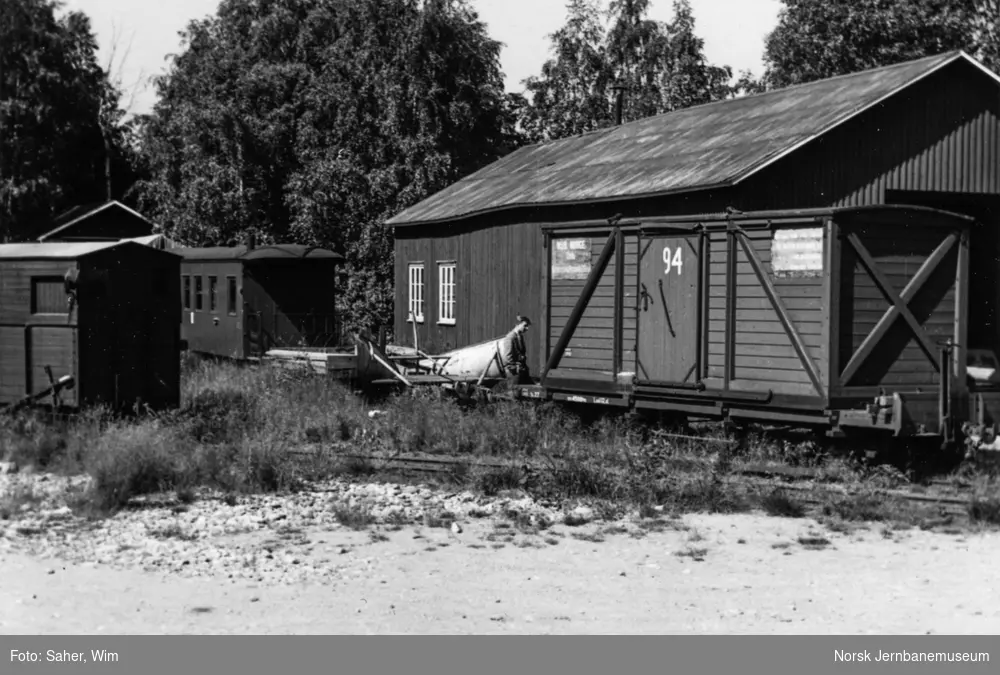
[838,231,957,385]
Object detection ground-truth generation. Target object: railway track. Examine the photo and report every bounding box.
[291,447,981,518]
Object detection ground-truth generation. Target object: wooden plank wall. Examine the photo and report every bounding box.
[547,233,638,379]
[837,226,957,388]
[0,326,26,403]
[0,260,78,406]
[394,221,545,373]
[80,248,181,410]
[736,63,1000,212]
[29,326,77,407]
[705,229,828,398]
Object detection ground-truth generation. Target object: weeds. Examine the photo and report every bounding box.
[332,501,375,530]
[759,489,807,518]
[2,356,996,530]
[968,494,1000,525]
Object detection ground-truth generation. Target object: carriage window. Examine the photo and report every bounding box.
[195,276,203,311]
[227,276,237,316]
[408,263,424,323]
[182,275,191,310]
[209,276,218,313]
[31,277,67,315]
[438,262,456,325]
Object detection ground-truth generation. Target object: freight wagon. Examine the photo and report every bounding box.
[176,242,345,360]
[0,241,181,411]
[536,205,992,447]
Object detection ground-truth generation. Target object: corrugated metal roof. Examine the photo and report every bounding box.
[176,244,344,262]
[389,51,997,227]
[0,241,125,259]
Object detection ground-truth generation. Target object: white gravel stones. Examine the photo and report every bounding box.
[1,472,574,586]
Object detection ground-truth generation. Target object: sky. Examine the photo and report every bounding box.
[60,0,784,117]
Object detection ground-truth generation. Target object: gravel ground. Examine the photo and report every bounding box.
[3,469,1000,634]
[0,470,579,586]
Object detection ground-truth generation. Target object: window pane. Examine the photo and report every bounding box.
[408,264,424,321]
[438,263,455,323]
[209,276,218,312]
[195,276,203,311]
[183,276,191,310]
[227,277,237,315]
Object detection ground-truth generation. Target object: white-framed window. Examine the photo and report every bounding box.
[408,263,424,322]
[438,261,456,325]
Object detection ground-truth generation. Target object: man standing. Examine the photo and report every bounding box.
[503,316,532,386]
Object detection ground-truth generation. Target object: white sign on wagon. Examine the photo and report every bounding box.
[551,238,593,280]
[772,227,824,278]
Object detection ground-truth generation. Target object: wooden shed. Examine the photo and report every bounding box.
[0,241,182,411]
[176,244,345,359]
[387,51,1000,383]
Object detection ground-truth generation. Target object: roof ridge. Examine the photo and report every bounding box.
[387,50,991,227]
[530,50,962,148]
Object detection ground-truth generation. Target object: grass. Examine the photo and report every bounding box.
[331,501,376,530]
[2,354,998,531]
[759,489,807,518]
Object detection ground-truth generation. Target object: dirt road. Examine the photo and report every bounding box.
[3,513,998,634]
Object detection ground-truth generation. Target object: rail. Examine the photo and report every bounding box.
[286,447,980,518]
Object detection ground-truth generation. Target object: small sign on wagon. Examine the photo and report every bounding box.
[551,238,593,280]
[771,227,824,278]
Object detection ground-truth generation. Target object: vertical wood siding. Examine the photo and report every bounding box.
[545,233,638,379]
[737,63,1000,211]
[81,247,181,410]
[0,261,78,406]
[394,61,999,389]
[1,247,180,411]
[0,326,25,401]
[836,224,958,388]
[394,221,545,374]
[29,326,77,407]
[705,228,829,398]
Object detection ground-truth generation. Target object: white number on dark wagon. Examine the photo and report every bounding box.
[662,246,683,275]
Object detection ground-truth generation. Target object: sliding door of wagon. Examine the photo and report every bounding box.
[637,234,701,386]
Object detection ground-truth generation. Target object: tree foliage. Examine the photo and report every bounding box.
[520,0,613,142]
[972,0,1000,71]
[0,0,126,241]
[761,0,984,89]
[520,0,733,142]
[133,0,510,331]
